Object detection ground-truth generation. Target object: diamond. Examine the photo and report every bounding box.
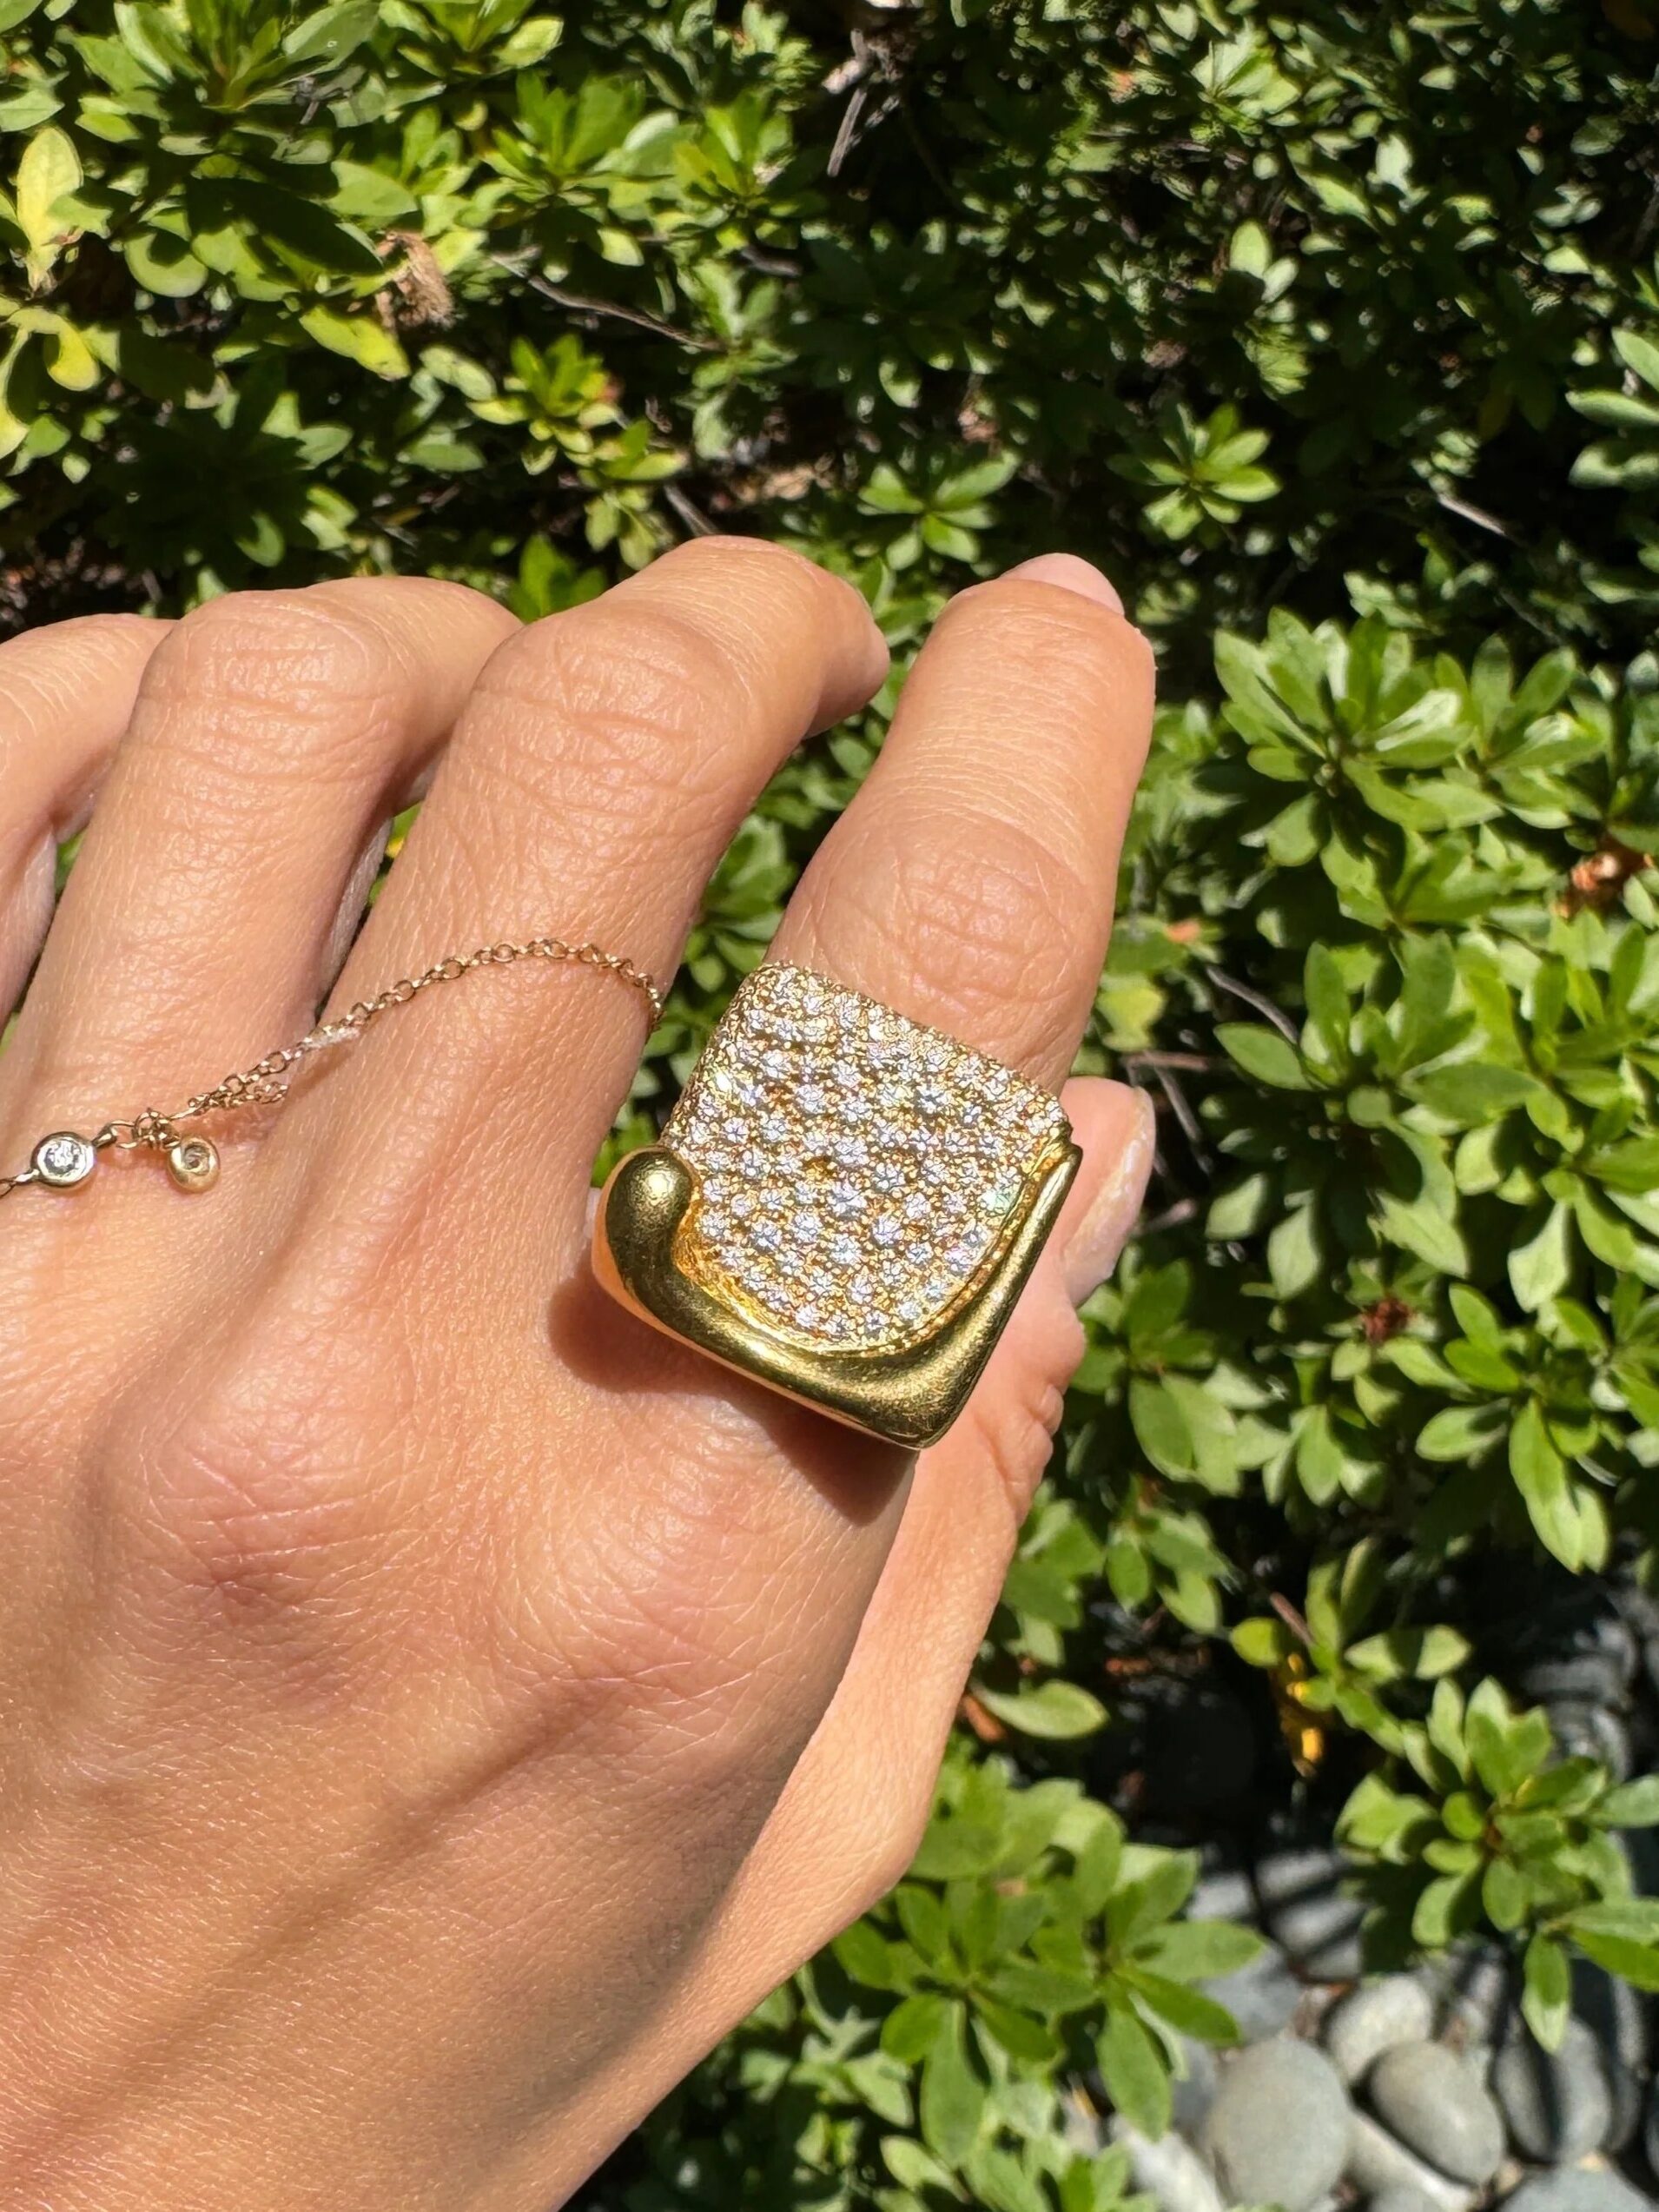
[665,966,1067,1351]
[826,1178,864,1220]
[32,1131,96,1190]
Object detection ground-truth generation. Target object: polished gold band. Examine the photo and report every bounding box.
[592,964,1078,1447]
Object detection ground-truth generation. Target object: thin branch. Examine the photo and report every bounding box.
[502,262,717,352]
[1123,1050,1219,1073]
[829,83,871,178]
[1140,1195,1200,1236]
[1436,490,1512,540]
[1205,964,1299,1043]
[1148,1059,1209,1173]
[664,483,716,537]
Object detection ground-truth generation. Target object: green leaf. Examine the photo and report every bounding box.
[1412,1869,1480,1946]
[1095,2001,1171,2139]
[1418,1405,1504,1461]
[920,2001,985,2163]
[1232,1616,1297,1667]
[836,1918,896,1990]
[1570,1931,1659,1992]
[1346,1625,1471,1680]
[1508,1401,1582,1570]
[1598,1777,1659,1827]
[300,305,410,381]
[1522,1933,1570,2050]
[882,1991,949,2064]
[1509,1202,1573,1313]
[1125,1969,1243,2045]
[1218,1022,1310,1089]
[1133,1918,1264,1981]
[974,1679,1107,1739]
[15,124,80,288]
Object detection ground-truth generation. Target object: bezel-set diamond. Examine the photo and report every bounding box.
[664,965,1070,1354]
[31,1132,97,1190]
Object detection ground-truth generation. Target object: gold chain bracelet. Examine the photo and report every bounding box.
[0,934,664,1203]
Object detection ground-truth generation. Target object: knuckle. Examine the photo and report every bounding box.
[652,532,840,618]
[484,593,759,752]
[492,1427,828,1814]
[466,601,761,861]
[0,615,155,759]
[148,589,407,729]
[806,810,1090,1067]
[116,1327,407,1685]
[933,584,1156,759]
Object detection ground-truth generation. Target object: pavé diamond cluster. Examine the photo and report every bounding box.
[664,965,1070,1353]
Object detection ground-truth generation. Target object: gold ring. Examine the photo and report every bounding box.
[592,964,1080,1447]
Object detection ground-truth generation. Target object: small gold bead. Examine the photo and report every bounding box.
[166,1136,220,1193]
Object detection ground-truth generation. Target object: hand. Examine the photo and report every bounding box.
[0,539,1153,2209]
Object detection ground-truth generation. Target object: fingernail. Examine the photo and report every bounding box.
[1005,553,1125,617]
[1063,1090,1155,1304]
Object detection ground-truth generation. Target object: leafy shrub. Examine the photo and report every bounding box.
[4,0,1659,2202]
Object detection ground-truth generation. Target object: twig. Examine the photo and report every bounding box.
[664,483,716,536]
[1140,1195,1200,1235]
[1269,1592,1313,1645]
[503,262,717,352]
[1435,490,1512,540]
[1148,1059,1209,1174]
[1123,1050,1218,1073]
[829,83,871,177]
[1204,964,1299,1043]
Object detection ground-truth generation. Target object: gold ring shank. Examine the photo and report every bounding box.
[594,1140,1078,1448]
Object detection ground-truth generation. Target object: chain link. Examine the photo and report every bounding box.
[0,935,664,1203]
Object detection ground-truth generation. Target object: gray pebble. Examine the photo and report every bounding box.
[1344,2113,1476,2212]
[1492,2018,1614,2162]
[1572,1957,1648,2149]
[1371,2191,1452,2212]
[1509,1588,1638,1706]
[1370,2041,1506,2184]
[1325,1976,1436,2085]
[1168,2034,1219,2137]
[1647,2075,1659,2174]
[1517,1653,1633,1705]
[1187,1863,1258,1926]
[1257,1844,1368,1980]
[1200,2041,1353,2212]
[1427,1944,1518,2047]
[1543,1698,1633,1780]
[1499,2172,1657,2212]
[1205,1937,1302,2041]
[1109,2119,1226,2212]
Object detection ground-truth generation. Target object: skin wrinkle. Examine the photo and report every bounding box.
[0,548,1154,2209]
